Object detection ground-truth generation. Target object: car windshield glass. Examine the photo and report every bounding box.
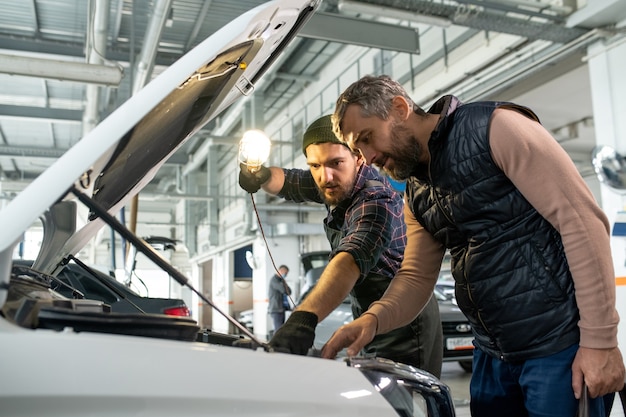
[74,274,119,304]
[93,269,142,297]
[301,251,330,273]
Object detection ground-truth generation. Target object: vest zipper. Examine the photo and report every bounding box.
[427,145,502,356]
[427,162,455,226]
[462,244,501,358]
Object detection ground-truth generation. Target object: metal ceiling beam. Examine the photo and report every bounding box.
[0,105,82,123]
[273,72,319,83]
[0,35,180,66]
[338,0,451,27]
[0,144,188,164]
[566,0,626,28]
[0,36,85,57]
[185,0,213,51]
[337,0,588,43]
[0,145,67,158]
[459,29,603,102]
[299,11,420,54]
[454,0,571,22]
[480,50,586,101]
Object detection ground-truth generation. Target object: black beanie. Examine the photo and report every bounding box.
[302,115,347,156]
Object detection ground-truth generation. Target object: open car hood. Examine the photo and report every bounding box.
[0,0,321,303]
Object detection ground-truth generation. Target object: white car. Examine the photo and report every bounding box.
[0,1,456,416]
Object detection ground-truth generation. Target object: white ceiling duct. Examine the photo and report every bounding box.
[0,53,122,86]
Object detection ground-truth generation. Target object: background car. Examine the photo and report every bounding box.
[298,251,332,298]
[12,260,191,317]
[436,269,456,300]
[5,264,200,340]
[436,289,474,372]
[237,308,254,333]
[436,282,456,301]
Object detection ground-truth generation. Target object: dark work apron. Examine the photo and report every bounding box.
[324,181,443,376]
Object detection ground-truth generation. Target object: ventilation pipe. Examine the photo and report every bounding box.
[83,0,111,135]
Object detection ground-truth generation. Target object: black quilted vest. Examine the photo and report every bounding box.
[405,97,579,361]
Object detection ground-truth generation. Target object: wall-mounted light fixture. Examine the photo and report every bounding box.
[165,7,174,28]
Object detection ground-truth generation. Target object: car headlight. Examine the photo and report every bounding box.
[347,357,455,417]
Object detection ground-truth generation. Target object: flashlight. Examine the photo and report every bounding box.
[238,129,271,173]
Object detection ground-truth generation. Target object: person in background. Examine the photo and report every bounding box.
[321,74,625,417]
[239,115,443,377]
[267,264,291,333]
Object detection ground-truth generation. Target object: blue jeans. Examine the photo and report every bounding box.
[470,344,607,417]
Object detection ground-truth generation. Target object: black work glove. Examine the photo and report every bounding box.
[238,163,271,194]
[269,310,318,355]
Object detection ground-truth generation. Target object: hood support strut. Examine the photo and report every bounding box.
[69,185,267,349]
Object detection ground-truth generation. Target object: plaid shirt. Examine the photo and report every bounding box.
[278,164,406,283]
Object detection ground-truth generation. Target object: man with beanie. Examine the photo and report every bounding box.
[238,115,443,377]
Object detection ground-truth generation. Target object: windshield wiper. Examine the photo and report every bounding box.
[13,264,85,299]
[60,255,147,314]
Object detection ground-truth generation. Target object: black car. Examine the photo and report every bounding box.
[12,260,191,317]
[436,289,474,372]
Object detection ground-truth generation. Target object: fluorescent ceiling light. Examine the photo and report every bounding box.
[337,0,452,28]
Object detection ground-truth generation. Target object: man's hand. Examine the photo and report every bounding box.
[269,311,318,355]
[238,163,271,194]
[572,346,625,398]
[321,313,377,359]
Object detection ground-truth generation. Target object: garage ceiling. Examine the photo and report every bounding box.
[1,0,625,224]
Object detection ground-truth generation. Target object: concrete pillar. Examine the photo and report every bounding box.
[251,237,271,340]
[211,251,233,334]
[586,36,626,352]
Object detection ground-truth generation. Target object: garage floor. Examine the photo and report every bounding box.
[440,362,471,416]
[439,362,625,417]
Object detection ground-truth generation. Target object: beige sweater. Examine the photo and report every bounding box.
[368,108,619,350]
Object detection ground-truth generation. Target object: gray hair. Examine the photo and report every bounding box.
[332,75,424,139]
